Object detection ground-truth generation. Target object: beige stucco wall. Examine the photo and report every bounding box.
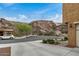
[63,3,79,47]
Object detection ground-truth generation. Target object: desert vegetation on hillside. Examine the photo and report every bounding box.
[13,22,32,36]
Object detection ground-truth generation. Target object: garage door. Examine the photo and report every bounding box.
[76,24,79,47]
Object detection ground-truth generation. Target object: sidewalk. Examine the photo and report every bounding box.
[11,40,79,56]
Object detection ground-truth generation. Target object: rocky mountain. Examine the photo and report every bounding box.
[31,20,56,35]
[0,18,14,29]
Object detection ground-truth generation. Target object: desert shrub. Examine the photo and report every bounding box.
[54,41,60,45]
[42,39,60,45]
[63,37,68,41]
[42,39,47,43]
[61,39,64,41]
[46,39,55,44]
[42,39,55,44]
[54,39,60,45]
[60,37,68,41]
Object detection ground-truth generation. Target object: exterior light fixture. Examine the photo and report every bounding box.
[69,24,72,28]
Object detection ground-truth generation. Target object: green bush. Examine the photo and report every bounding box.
[42,39,60,45]
[60,37,68,41]
[47,39,55,44]
[61,39,64,41]
[42,40,47,43]
[54,42,60,45]
[63,37,68,41]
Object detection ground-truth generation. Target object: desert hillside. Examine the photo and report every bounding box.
[31,20,56,35]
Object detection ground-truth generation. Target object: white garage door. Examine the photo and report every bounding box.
[76,24,79,47]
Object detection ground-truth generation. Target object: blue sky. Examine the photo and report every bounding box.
[0,3,62,23]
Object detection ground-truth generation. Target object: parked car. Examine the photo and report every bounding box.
[0,35,15,40]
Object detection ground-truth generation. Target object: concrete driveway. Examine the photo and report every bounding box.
[0,40,79,56]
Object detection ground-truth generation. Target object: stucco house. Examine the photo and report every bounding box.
[63,3,79,47]
[0,18,14,36]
